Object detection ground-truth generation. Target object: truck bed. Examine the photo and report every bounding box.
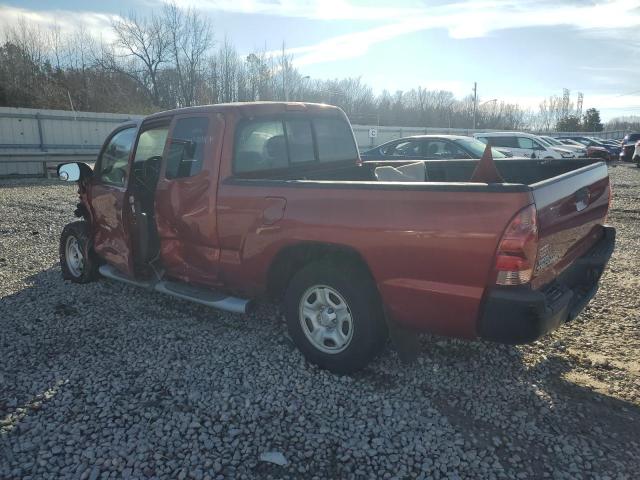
[220,157,610,338]
[273,157,602,186]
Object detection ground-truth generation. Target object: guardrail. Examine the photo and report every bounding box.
[0,106,629,177]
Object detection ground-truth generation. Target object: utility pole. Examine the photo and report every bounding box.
[472,82,477,130]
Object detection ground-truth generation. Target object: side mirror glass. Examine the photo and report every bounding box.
[58,163,81,181]
[57,162,92,182]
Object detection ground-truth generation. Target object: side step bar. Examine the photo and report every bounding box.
[98,264,253,315]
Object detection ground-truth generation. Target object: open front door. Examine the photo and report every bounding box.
[89,125,138,276]
[154,112,225,288]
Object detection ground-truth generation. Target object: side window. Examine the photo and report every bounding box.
[532,140,546,150]
[424,140,466,158]
[441,141,470,159]
[97,128,136,186]
[286,119,315,164]
[491,136,518,148]
[517,137,535,149]
[235,120,287,173]
[313,117,358,163]
[387,140,421,156]
[166,117,209,179]
[133,126,170,164]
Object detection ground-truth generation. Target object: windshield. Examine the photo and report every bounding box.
[537,137,551,147]
[542,136,562,146]
[454,137,506,158]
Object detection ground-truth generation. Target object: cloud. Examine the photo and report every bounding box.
[0,5,120,42]
[259,0,640,67]
[160,0,428,21]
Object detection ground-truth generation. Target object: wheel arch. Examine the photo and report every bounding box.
[266,241,378,301]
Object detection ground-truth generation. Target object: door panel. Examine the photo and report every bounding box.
[89,126,137,276]
[154,113,225,287]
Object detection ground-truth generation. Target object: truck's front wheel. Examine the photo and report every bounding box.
[283,261,387,373]
[60,221,99,283]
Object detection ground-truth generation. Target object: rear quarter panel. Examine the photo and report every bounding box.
[217,180,533,338]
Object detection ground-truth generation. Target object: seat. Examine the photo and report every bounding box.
[426,143,440,158]
[265,135,288,168]
[375,161,427,182]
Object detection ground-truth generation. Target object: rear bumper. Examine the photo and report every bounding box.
[478,226,615,344]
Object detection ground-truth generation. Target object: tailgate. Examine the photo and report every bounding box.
[530,162,610,289]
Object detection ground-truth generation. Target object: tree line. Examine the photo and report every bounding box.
[0,4,631,132]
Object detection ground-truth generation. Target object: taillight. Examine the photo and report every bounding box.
[495,204,538,286]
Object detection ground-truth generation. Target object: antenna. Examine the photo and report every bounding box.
[562,88,570,118]
[577,92,584,117]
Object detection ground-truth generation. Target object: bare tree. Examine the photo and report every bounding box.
[163,2,213,107]
[111,11,169,106]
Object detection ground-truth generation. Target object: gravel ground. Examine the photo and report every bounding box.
[1,164,639,479]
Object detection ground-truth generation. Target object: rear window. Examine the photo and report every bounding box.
[313,117,358,163]
[233,115,356,173]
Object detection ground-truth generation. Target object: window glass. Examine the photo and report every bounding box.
[517,137,535,149]
[313,117,358,163]
[166,117,209,179]
[454,138,506,158]
[423,140,470,159]
[97,127,136,186]
[235,120,287,172]
[134,127,169,164]
[385,140,421,157]
[487,136,518,148]
[286,119,315,163]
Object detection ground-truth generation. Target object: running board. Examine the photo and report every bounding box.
[99,264,155,288]
[98,264,253,315]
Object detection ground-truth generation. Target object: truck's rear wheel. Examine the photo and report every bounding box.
[283,261,387,373]
[60,221,98,283]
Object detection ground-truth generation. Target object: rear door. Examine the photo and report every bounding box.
[154,112,225,287]
[89,125,137,275]
[530,162,610,289]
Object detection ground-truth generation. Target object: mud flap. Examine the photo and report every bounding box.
[385,311,420,363]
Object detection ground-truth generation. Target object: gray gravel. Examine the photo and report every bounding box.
[1,164,639,479]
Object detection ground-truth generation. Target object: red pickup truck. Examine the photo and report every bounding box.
[58,102,615,373]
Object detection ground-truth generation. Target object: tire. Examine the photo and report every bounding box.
[283,260,387,373]
[59,221,99,283]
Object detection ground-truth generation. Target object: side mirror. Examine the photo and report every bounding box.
[57,162,92,182]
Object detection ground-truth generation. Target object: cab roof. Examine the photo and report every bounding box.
[144,102,342,121]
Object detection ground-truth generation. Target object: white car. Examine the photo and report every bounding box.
[539,136,587,157]
[474,132,575,159]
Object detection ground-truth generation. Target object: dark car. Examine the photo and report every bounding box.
[619,133,640,162]
[360,135,509,161]
[557,136,617,161]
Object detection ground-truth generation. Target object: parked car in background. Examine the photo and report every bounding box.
[536,136,583,157]
[360,135,509,161]
[619,133,640,162]
[634,140,640,167]
[556,138,610,161]
[474,132,574,159]
[557,136,617,161]
[586,137,621,158]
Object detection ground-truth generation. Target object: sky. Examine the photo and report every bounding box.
[1,0,640,120]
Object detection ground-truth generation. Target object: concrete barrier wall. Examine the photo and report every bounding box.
[0,106,627,177]
[0,107,141,177]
